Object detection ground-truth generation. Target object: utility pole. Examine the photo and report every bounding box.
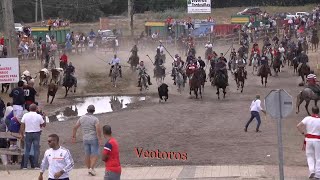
[40,0,44,22]
[1,0,18,58]
[35,0,38,22]
[128,0,134,36]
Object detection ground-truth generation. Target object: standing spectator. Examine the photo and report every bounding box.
[113,37,119,54]
[297,106,320,179]
[0,97,5,119]
[39,134,74,180]
[9,80,25,121]
[0,35,4,45]
[60,51,68,70]
[47,18,53,31]
[72,105,102,176]
[244,95,266,132]
[4,102,13,120]
[20,104,46,169]
[23,80,38,111]
[102,125,121,180]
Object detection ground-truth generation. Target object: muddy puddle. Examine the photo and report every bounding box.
[47,96,146,122]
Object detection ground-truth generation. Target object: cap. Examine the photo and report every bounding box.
[87,105,95,111]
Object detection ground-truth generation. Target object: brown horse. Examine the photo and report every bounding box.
[311,33,319,52]
[272,56,281,76]
[259,64,271,87]
[235,67,245,93]
[299,63,310,84]
[189,69,202,99]
[296,88,320,115]
[213,70,227,99]
[47,83,58,104]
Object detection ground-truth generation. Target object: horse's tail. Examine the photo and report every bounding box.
[296,91,302,113]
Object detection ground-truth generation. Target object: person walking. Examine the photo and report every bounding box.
[244,95,266,132]
[102,125,121,180]
[297,106,320,179]
[9,80,25,121]
[72,105,102,176]
[20,104,46,169]
[39,134,74,180]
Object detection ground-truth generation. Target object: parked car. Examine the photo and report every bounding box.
[98,30,116,41]
[14,23,23,32]
[286,12,310,19]
[237,7,262,16]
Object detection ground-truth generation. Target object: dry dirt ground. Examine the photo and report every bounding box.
[1,39,320,169]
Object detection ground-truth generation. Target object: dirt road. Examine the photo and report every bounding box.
[2,41,319,169]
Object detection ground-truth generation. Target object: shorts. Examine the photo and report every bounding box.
[83,139,99,156]
[104,171,121,180]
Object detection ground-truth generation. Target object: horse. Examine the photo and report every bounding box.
[111,64,120,87]
[292,57,299,74]
[62,72,77,97]
[39,68,50,86]
[311,33,319,52]
[1,83,10,93]
[302,40,309,54]
[128,55,139,72]
[251,53,260,74]
[154,65,165,84]
[139,72,148,92]
[173,67,185,93]
[189,69,202,99]
[259,64,270,87]
[298,63,310,84]
[47,83,58,104]
[205,48,213,64]
[296,88,320,115]
[213,70,227,99]
[50,68,64,85]
[272,56,281,76]
[235,67,245,93]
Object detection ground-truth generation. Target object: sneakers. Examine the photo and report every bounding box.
[309,172,315,178]
[88,168,96,176]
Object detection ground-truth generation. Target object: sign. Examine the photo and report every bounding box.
[187,0,211,14]
[0,58,19,83]
[265,89,293,119]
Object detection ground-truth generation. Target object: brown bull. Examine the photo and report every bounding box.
[47,83,58,104]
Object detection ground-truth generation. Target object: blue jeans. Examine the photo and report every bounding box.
[24,132,41,168]
[83,139,99,156]
[245,111,261,131]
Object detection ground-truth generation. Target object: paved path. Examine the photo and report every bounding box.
[0,165,311,180]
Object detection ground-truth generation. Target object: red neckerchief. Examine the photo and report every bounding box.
[311,114,320,118]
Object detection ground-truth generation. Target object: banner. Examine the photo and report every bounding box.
[0,58,19,83]
[187,0,211,14]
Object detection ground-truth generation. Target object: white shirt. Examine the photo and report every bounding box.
[115,39,119,47]
[21,111,44,132]
[157,46,164,54]
[4,106,13,118]
[278,47,285,53]
[110,58,120,65]
[302,116,320,141]
[40,146,74,179]
[205,43,213,48]
[250,99,263,112]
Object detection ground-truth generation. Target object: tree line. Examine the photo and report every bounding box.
[0,0,318,28]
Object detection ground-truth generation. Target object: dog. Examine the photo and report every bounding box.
[158,83,169,102]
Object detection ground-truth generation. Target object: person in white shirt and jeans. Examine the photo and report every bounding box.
[244,95,266,132]
[39,134,74,180]
[297,106,320,179]
[108,54,122,78]
[20,104,46,169]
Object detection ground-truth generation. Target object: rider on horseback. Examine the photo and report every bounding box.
[257,55,272,76]
[64,62,77,87]
[235,55,247,79]
[272,35,279,45]
[205,41,213,49]
[137,61,152,87]
[306,71,320,96]
[197,56,207,82]
[131,45,138,57]
[215,53,229,86]
[109,54,122,78]
[229,48,237,70]
[153,49,165,77]
[297,51,310,71]
[172,55,186,85]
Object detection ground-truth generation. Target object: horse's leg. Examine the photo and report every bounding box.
[65,87,68,97]
[217,87,220,99]
[305,100,311,115]
[241,80,244,93]
[261,77,264,86]
[199,86,202,99]
[223,87,226,98]
[195,88,198,99]
[50,94,55,104]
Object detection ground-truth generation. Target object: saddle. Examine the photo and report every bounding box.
[308,85,320,96]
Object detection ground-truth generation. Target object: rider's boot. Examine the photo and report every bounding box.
[148,76,152,85]
[109,69,112,77]
[173,76,176,85]
[137,79,141,87]
[204,73,207,82]
[119,69,122,78]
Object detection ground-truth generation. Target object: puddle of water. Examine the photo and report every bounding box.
[47,96,145,122]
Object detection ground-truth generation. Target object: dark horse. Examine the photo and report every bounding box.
[213,70,227,99]
[62,72,77,97]
[259,64,271,87]
[296,88,320,115]
[299,63,310,84]
[311,31,319,52]
[272,55,281,76]
[128,55,139,72]
[189,69,202,99]
[235,67,245,93]
[154,65,165,84]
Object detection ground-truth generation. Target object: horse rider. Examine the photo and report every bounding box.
[153,50,165,77]
[272,35,279,45]
[205,41,213,49]
[297,51,310,71]
[258,55,272,76]
[109,54,122,78]
[197,56,207,82]
[131,45,138,57]
[263,35,270,47]
[172,55,186,85]
[229,48,237,70]
[306,71,320,95]
[235,55,247,79]
[186,54,195,66]
[137,61,152,87]
[64,62,77,86]
[59,52,68,70]
[157,43,165,55]
[215,54,229,86]
[249,44,260,66]
[278,44,286,66]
